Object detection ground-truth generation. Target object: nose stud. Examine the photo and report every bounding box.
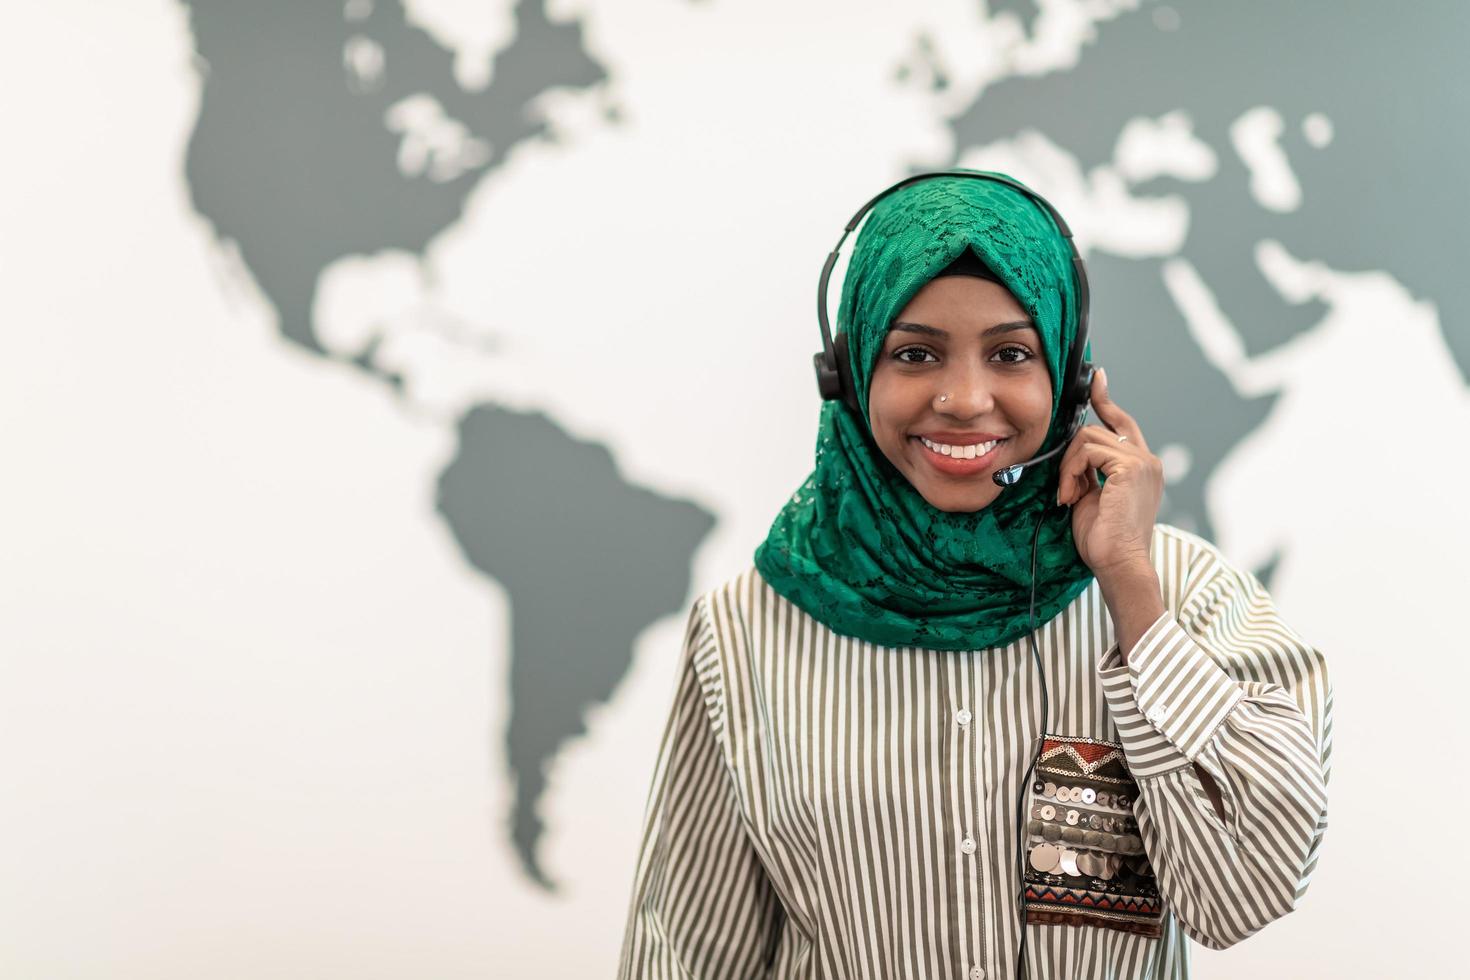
[938,393,950,403]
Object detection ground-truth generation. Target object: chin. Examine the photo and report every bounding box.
[917,483,1000,513]
[934,500,996,514]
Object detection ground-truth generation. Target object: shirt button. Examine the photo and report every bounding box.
[969,967,985,979]
[1146,703,1168,724]
[955,708,973,726]
[960,837,976,855]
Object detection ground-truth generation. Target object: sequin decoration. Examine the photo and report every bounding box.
[1022,733,1163,938]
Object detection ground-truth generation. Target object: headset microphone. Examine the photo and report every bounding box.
[993,369,1094,486]
[993,440,1065,487]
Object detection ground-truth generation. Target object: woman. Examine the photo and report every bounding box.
[617,172,1331,979]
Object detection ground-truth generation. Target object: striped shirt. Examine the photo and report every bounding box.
[618,523,1332,979]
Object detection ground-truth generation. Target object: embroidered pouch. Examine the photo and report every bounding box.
[1022,734,1163,938]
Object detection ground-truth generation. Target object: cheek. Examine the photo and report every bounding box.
[1012,372,1054,425]
[865,374,919,456]
[867,372,922,416]
[1028,385,1055,422]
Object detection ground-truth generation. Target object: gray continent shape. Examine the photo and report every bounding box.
[183,0,604,355]
[943,0,1470,580]
[181,0,716,889]
[437,406,716,888]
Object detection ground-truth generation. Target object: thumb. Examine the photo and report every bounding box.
[1090,367,1113,416]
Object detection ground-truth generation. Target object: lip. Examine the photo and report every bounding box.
[917,431,1008,445]
[911,435,1007,476]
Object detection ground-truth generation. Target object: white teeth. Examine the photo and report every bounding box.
[920,436,1001,458]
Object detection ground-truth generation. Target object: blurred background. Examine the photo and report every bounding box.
[3,1,1466,976]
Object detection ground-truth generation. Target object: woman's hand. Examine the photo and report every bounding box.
[1056,368,1163,579]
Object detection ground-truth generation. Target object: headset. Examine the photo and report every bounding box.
[811,170,1096,980]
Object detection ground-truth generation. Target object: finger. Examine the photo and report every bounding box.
[1059,462,1099,508]
[1056,432,1088,505]
[1076,466,1099,505]
[1071,424,1150,465]
[1056,435,1100,505]
[1056,440,1132,504]
[1089,368,1149,451]
[1058,455,1093,506]
[1072,423,1144,451]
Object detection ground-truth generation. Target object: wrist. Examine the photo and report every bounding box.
[1097,563,1165,664]
[1094,557,1156,589]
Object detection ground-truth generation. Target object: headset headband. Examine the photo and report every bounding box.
[814,170,1091,406]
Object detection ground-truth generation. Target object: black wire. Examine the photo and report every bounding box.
[1012,503,1055,980]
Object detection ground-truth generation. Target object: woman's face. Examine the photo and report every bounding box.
[867,275,1054,513]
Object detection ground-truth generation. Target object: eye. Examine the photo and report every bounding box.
[992,344,1036,365]
[893,345,938,364]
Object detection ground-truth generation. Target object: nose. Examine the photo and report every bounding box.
[932,362,996,417]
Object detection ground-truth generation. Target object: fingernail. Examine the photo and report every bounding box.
[1098,367,1108,390]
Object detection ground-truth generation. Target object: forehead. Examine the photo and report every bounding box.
[888,277,1035,339]
[897,275,1029,317]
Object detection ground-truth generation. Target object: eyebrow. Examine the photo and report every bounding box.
[889,320,1036,339]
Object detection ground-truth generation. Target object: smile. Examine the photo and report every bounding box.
[919,436,1003,458]
[912,435,1007,474]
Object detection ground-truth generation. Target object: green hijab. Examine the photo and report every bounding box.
[753,172,1095,652]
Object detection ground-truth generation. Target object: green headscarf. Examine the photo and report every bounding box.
[753,172,1095,652]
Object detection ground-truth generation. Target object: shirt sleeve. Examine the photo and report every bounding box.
[617,597,786,978]
[1095,553,1333,950]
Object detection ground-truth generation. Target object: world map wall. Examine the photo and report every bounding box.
[179,0,1470,892]
[5,1,1467,977]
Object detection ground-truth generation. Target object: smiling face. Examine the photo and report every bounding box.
[867,274,1055,513]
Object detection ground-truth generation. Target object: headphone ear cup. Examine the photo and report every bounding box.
[834,332,861,416]
[1076,362,1095,408]
[1066,361,1096,434]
